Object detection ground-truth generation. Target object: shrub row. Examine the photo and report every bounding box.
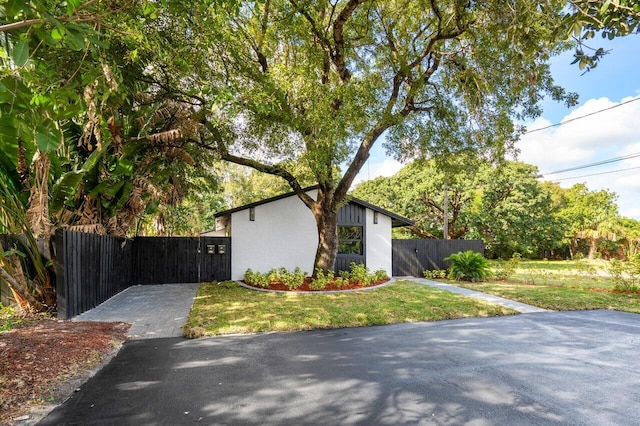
[244,263,389,290]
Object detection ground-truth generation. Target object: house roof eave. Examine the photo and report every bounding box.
[212,185,414,228]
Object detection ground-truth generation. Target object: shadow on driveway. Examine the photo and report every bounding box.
[39,310,640,425]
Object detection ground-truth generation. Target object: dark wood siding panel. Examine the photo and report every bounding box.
[336,203,366,273]
[338,203,365,225]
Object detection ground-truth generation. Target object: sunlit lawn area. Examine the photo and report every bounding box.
[495,259,612,289]
[454,259,640,313]
[184,280,516,337]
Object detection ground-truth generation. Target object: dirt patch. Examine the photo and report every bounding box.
[242,277,390,292]
[0,319,130,425]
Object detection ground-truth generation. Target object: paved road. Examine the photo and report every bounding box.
[40,310,640,425]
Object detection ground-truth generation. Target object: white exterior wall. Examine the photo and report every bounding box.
[230,191,318,280]
[365,209,392,276]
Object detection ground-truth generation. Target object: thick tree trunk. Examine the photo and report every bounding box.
[588,238,598,260]
[312,200,339,276]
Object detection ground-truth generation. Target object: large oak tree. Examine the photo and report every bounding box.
[168,0,575,274]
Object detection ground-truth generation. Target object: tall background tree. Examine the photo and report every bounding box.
[353,160,565,258]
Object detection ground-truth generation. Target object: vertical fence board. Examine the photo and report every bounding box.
[133,237,231,284]
[392,239,485,277]
[20,231,231,318]
[55,231,134,319]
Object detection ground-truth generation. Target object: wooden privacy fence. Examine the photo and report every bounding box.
[392,239,485,277]
[134,236,231,284]
[55,231,231,319]
[56,231,134,319]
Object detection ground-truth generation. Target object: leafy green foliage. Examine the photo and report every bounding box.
[445,251,492,282]
[243,264,387,291]
[310,269,334,291]
[423,269,448,279]
[492,253,522,281]
[353,160,566,257]
[244,269,270,288]
[607,256,640,292]
[0,305,19,332]
[564,0,640,72]
[346,263,372,286]
[280,267,306,290]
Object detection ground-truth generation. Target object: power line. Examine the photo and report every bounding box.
[524,97,640,135]
[543,151,640,175]
[549,165,640,182]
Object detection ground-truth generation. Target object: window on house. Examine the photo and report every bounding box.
[338,226,363,255]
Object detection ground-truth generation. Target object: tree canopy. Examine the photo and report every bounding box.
[4,0,631,311]
[141,0,576,273]
[353,158,640,260]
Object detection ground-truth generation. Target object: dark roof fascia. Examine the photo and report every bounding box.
[214,185,413,228]
[347,196,414,228]
[214,185,320,218]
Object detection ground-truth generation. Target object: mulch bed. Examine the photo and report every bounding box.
[242,277,390,292]
[0,319,130,424]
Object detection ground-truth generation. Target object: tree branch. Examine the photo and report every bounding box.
[332,0,365,82]
[409,226,438,239]
[1,0,103,33]
[198,125,316,209]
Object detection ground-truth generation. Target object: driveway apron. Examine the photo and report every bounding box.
[39,310,640,426]
[72,283,200,339]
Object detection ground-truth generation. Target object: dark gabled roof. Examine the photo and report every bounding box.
[214,185,413,228]
[348,195,414,228]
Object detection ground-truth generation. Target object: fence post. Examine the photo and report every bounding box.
[54,230,69,319]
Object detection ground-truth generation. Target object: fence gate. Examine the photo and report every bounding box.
[392,239,484,277]
[134,236,231,284]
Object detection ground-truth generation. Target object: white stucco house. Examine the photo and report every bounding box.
[202,186,413,280]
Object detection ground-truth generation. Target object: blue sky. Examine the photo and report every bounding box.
[357,36,640,219]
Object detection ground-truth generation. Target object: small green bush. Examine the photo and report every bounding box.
[333,277,348,288]
[0,305,19,332]
[608,257,640,292]
[348,262,373,286]
[310,269,334,290]
[445,250,492,282]
[280,267,306,290]
[373,269,389,282]
[244,269,270,288]
[423,269,447,279]
[493,253,521,281]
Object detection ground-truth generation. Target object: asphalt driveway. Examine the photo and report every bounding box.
[38,309,640,425]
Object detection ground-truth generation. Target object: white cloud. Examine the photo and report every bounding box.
[352,158,404,186]
[516,96,640,219]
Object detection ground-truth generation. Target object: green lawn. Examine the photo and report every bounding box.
[183,280,516,337]
[452,259,640,313]
[492,259,612,289]
[456,281,640,312]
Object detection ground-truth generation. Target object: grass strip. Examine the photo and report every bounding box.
[184,280,516,337]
